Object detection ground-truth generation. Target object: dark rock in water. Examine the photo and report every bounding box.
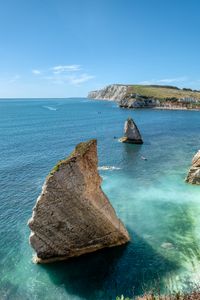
[186,150,200,184]
[28,139,130,263]
[119,118,143,144]
[119,96,159,109]
[141,156,147,161]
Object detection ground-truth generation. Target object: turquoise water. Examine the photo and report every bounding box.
[0,98,200,299]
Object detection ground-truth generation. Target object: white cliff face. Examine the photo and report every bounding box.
[186,150,200,184]
[88,85,128,101]
[88,84,200,110]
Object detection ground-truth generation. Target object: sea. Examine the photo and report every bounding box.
[0,98,200,300]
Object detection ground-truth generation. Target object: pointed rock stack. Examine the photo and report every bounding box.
[186,150,200,184]
[28,139,130,263]
[120,118,143,144]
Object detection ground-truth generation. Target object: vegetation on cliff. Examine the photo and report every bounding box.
[28,139,129,263]
[88,84,200,109]
[127,85,200,102]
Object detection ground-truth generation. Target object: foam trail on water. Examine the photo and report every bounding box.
[43,106,57,111]
[98,166,121,171]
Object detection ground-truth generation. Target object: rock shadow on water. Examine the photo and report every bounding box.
[0,281,18,300]
[40,230,179,300]
[122,143,143,163]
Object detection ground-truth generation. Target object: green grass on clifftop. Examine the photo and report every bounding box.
[127,85,200,101]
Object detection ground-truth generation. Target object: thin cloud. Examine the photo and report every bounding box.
[46,74,95,86]
[9,75,21,83]
[139,80,153,85]
[157,77,187,84]
[139,77,188,85]
[51,65,81,74]
[33,64,94,86]
[67,74,95,85]
[32,69,41,75]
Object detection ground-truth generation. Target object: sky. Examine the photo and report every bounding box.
[0,0,200,98]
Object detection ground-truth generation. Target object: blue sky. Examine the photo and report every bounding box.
[0,0,200,97]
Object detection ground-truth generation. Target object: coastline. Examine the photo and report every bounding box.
[89,98,200,111]
[119,105,200,111]
[153,106,200,111]
[88,84,200,111]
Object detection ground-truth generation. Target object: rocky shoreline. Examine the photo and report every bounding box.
[88,84,200,110]
[186,150,200,184]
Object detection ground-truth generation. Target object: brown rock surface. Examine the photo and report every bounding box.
[119,118,143,144]
[28,139,130,263]
[186,150,200,184]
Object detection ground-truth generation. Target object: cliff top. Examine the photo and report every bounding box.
[127,85,200,101]
[49,139,96,176]
[89,84,200,101]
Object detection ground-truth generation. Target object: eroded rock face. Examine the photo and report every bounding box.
[119,96,159,109]
[119,118,143,144]
[186,150,200,184]
[88,84,128,101]
[28,139,130,263]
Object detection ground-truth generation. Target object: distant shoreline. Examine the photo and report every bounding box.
[153,106,200,111]
[88,84,200,111]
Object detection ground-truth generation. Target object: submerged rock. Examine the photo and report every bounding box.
[119,118,143,144]
[28,139,130,263]
[186,150,200,184]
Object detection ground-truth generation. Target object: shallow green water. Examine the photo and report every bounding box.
[0,98,200,299]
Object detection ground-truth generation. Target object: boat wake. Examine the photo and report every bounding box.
[43,106,57,111]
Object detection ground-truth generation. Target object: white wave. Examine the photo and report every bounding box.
[43,106,57,111]
[98,166,121,171]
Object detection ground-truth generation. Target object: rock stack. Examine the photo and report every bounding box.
[28,139,130,263]
[186,150,200,184]
[119,118,143,144]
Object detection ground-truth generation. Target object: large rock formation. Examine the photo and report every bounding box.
[88,84,200,110]
[119,95,160,108]
[28,139,130,263]
[88,84,128,101]
[119,118,143,144]
[186,150,200,184]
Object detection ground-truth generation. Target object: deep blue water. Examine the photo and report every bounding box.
[0,98,200,300]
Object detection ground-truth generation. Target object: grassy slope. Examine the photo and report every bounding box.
[127,85,200,101]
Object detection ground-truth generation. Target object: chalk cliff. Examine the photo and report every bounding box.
[88,84,128,101]
[88,84,200,110]
[186,150,200,184]
[28,140,130,263]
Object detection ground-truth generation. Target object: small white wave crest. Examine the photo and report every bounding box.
[98,166,121,171]
[43,106,57,111]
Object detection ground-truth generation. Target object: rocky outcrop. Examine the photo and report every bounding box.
[28,139,130,263]
[119,118,143,144]
[119,94,160,109]
[88,84,200,110]
[186,150,200,184]
[88,84,128,101]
